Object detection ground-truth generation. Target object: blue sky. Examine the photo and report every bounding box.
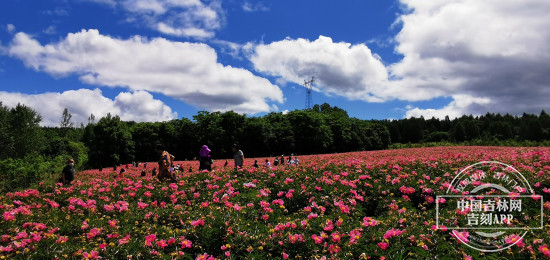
[1,0,549,126]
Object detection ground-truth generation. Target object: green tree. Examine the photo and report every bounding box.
[401,117,425,143]
[219,111,246,156]
[453,122,466,142]
[86,114,134,168]
[489,121,513,140]
[171,118,198,160]
[193,111,224,158]
[463,120,480,140]
[60,108,74,128]
[131,122,160,163]
[0,103,11,159]
[7,104,45,158]
[241,117,268,157]
[287,110,333,154]
[265,112,295,156]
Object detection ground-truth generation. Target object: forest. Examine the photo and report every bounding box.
[2,101,550,191]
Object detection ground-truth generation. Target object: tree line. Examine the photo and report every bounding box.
[3,101,550,191]
[82,103,390,168]
[383,111,550,144]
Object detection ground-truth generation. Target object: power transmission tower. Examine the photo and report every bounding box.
[304,76,315,110]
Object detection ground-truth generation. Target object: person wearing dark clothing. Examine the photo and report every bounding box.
[198,145,212,171]
[273,158,279,166]
[119,168,126,177]
[253,160,259,168]
[61,159,75,185]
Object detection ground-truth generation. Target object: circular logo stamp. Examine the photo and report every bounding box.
[436,161,543,252]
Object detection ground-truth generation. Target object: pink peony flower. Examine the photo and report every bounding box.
[539,244,550,257]
[118,235,131,245]
[505,234,525,247]
[3,211,15,221]
[363,217,378,227]
[191,219,205,227]
[82,250,101,259]
[108,220,117,227]
[378,242,389,250]
[180,238,192,249]
[451,231,469,244]
[383,228,405,239]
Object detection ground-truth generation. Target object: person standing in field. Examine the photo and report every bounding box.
[198,145,212,171]
[61,158,75,185]
[156,145,176,182]
[232,143,244,169]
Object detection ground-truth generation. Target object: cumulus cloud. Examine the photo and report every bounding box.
[389,0,550,117]
[405,95,492,119]
[251,0,550,118]
[0,89,176,126]
[85,0,223,39]
[8,29,283,114]
[251,36,390,102]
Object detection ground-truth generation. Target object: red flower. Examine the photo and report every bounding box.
[539,244,550,257]
[378,242,389,250]
[82,250,101,259]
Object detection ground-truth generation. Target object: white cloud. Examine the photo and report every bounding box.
[43,25,57,35]
[85,0,223,39]
[6,24,15,33]
[251,0,550,118]
[390,0,550,116]
[82,0,116,6]
[157,22,213,39]
[0,89,176,126]
[42,7,69,16]
[251,36,390,102]
[242,2,269,12]
[405,94,491,119]
[210,39,249,60]
[8,29,283,114]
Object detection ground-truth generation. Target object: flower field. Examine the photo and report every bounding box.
[1,146,550,259]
